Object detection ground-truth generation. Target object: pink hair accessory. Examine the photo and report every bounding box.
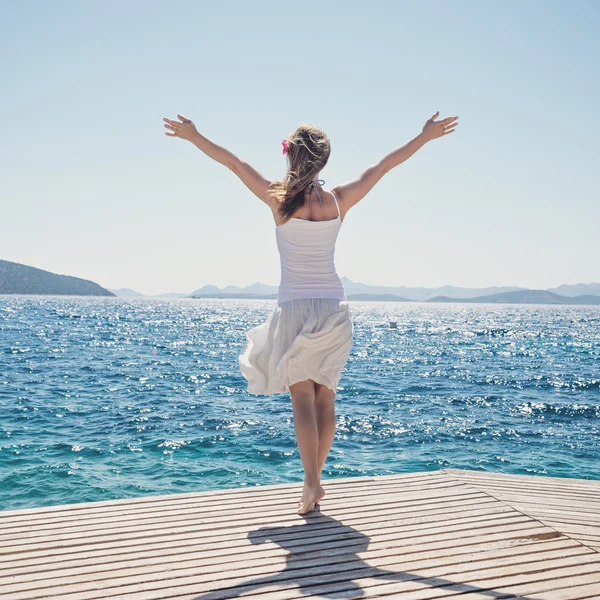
[281,139,289,155]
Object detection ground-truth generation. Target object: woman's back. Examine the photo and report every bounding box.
[275,189,346,304]
[273,189,343,225]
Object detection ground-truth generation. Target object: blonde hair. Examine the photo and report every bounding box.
[271,124,331,223]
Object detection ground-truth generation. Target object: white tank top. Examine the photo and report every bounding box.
[275,189,346,304]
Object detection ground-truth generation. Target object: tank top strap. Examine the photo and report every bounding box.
[330,189,341,218]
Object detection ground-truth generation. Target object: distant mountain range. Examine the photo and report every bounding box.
[181,277,600,305]
[184,287,600,305]
[429,290,600,305]
[0,260,114,296]
[186,278,527,300]
[184,277,600,301]
[2,260,599,305]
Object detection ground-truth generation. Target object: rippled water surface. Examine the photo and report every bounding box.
[1,296,599,511]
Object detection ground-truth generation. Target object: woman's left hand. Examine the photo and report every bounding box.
[422,112,459,141]
[163,114,198,141]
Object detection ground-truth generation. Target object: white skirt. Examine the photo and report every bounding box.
[239,298,354,395]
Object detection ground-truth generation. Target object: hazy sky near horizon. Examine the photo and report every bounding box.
[2,0,598,295]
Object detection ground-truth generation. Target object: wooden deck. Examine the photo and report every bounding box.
[1,469,599,600]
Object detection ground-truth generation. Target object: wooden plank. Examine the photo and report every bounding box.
[0,513,553,590]
[0,532,576,592]
[2,528,589,600]
[0,475,465,534]
[1,537,582,593]
[0,471,449,519]
[0,495,504,566]
[443,469,600,555]
[437,491,600,512]
[443,479,600,497]
[0,503,514,571]
[523,580,600,600]
[444,469,600,490]
[2,490,499,554]
[12,544,598,600]
[0,479,472,537]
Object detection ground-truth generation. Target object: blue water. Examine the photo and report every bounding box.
[1,296,599,512]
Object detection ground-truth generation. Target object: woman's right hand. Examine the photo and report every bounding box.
[422,112,459,141]
[163,114,199,141]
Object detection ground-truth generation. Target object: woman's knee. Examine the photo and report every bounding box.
[314,382,336,405]
[289,379,316,404]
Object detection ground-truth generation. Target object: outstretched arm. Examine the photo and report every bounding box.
[333,112,459,215]
[163,114,274,205]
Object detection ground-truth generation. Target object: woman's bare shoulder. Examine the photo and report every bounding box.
[331,187,348,222]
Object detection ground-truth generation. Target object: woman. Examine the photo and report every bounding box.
[163,112,459,515]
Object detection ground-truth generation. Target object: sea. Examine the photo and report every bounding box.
[1,296,599,512]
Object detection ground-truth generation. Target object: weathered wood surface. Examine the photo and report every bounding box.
[444,469,600,551]
[1,469,599,600]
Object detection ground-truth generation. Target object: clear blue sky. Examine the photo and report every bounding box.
[1,0,598,295]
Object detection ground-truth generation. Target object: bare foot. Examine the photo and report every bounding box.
[297,483,325,515]
[297,486,326,506]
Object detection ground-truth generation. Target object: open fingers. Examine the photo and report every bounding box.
[177,114,191,123]
[164,123,177,131]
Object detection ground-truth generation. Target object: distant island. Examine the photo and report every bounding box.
[106,287,144,297]
[107,289,189,298]
[0,260,114,296]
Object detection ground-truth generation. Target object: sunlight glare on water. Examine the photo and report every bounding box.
[1,296,599,511]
